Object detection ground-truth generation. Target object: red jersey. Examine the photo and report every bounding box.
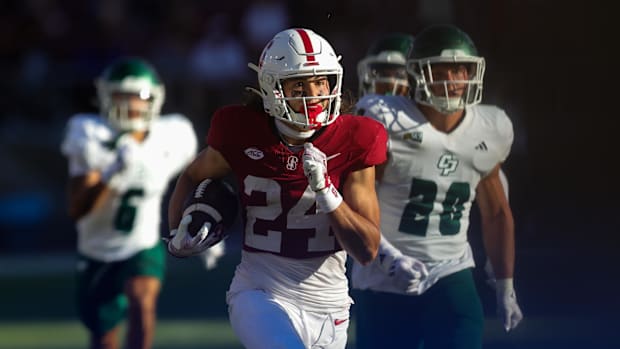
[207,105,387,258]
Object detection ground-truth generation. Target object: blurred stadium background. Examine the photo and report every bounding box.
[0,1,617,348]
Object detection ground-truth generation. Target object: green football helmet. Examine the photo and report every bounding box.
[357,33,414,97]
[95,57,165,131]
[407,24,485,114]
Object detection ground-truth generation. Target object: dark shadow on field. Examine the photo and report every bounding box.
[0,250,241,321]
[159,251,240,319]
[466,203,619,349]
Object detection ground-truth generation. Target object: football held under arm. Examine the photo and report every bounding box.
[167,146,232,231]
[167,177,238,257]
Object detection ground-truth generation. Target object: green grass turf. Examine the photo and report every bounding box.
[0,252,616,349]
[0,319,243,349]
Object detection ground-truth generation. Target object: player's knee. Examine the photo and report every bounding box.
[125,277,160,308]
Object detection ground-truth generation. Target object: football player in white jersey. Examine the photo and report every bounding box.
[351,24,523,349]
[166,28,387,349]
[60,57,197,349]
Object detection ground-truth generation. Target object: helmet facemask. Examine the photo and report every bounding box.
[408,56,485,114]
[268,72,342,131]
[358,52,409,97]
[406,24,485,115]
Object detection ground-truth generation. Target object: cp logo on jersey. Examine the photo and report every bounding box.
[437,153,459,176]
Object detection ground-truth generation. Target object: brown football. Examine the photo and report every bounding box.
[181,178,238,238]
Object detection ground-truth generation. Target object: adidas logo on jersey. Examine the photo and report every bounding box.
[475,141,488,151]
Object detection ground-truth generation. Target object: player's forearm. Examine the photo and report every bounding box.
[168,172,195,230]
[329,203,380,265]
[67,173,110,220]
[481,213,515,279]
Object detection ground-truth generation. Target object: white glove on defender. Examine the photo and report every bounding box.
[377,237,429,294]
[303,143,342,212]
[380,254,429,294]
[166,215,215,258]
[99,136,141,191]
[485,260,523,331]
[495,278,523,332]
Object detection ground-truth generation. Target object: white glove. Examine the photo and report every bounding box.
[379,252,429,294]
[201,240,226,270]
[495,278,523,332]
[303,142,331,191]
[100,136,141,190]
[166,215,224,258]
[303,143,342,212]
[484,259,523,332]
[484,260,523,331]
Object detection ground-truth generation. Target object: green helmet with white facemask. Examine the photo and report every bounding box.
[407,24,485,114]
[95,57,165,132]
[357,33,414,97]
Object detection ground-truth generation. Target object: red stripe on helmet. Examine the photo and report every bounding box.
[295,29,316,62]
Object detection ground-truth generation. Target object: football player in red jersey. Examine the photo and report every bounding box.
[166,28,388,349]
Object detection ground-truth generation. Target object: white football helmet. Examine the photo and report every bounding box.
[248,28,343,132]
[407,24,485,114]
[95,57,165,132]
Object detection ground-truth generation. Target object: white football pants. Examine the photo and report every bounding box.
[228,289,349,349]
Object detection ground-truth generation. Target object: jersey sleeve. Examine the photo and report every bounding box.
[356,96,396,153]
[60,115,88,158]
[161,114,199,174]
[362,118,388,166]
[337,116,388,173]
[60,115,99,176]
[206,106,247,167]
[495,108,514,162]
[206,107,228,152]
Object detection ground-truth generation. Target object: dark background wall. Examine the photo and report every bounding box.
[0,0,616,260]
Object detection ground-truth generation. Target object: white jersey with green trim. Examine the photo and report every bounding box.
[352,95,513,293]
[60,113,197,262]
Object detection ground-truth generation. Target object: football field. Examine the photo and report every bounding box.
[0,248,616,349]
[0,320,237,349]
[0,252,246,349]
